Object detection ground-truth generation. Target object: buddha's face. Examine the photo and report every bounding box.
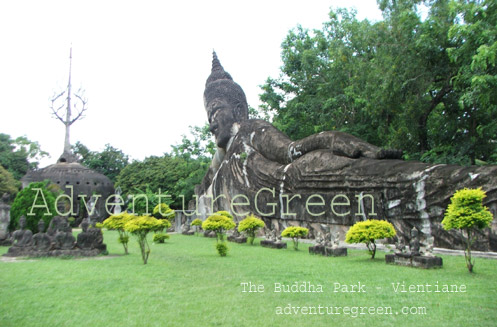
[207,98,236,149]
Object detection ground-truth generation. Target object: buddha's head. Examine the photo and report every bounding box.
[204,52,248,149]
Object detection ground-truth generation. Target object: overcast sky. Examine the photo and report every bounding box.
[0,0,382,168]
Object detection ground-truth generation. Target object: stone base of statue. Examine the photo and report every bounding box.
[204,231,216,238]
[309,245,347,256]
[3,246,106,258]
[385,253,443,269]
[182,230,195,236]
[261,240,287,249]
[228,235,247,243]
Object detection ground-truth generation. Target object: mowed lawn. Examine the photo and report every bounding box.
[1,231,496,327]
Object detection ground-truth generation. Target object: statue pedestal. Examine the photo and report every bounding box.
[182,230,195,236]
[309,245,347,256]
[228,235,247,243]
[385,253,443,269]
[261,240,287,249]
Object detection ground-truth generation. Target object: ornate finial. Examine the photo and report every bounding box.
[206,51,232,86]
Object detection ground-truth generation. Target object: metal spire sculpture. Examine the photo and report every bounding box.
[50,47,87,162]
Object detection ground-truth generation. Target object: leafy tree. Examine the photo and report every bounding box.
[345,219,396,259]
[259,0,496,165]
[73,142,129,182]
[99,212,134,254]
[0,165,19,198]
[124,215,170,264]
[281,226,309,250]
[238,215,265,245]
[442,188,493,272]
[9,181,58,232]
[0,133,49,180]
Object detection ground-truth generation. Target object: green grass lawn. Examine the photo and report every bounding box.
[1,231,496,327]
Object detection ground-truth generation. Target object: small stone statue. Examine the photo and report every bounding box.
[314,232,325,246]
[409,227,420,256]
[331,231,340,249]
[77,219,94,250]
[423,236,435,257]
[54,218,75,250]
[395,237,406,254]
[33,219,52,251]
[12,216,33,247]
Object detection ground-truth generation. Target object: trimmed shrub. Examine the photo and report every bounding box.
[202,213,235,242]
[215,242,228,257]
[100,212,135,254]
[153,232,170,243]
[345,219,396,259]
[238,214,265,245]
[281,226,309,250]
[442,188,494,272]
[124,216,171,264]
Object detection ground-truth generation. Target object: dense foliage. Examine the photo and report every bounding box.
[73,142,129,182]
[345,219,396,259]
[202,213,236,242]
[281,226,309,250]
[238,215,265,245]
[442,188,493,272]
[152,203,175,220]
[9,181,58,232]
[0,133,49,180]
[260,0,497,165]
[0,165,19,198]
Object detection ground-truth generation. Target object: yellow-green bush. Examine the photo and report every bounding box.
[281,226,309,250]
[191,218,203,236]
[202,214,235,242]
[100,212,135,254]
[153,203,175,221]
[238,214,265,245]
[345,219,396,259]
[442,187,494,272]
[124,215,171,264]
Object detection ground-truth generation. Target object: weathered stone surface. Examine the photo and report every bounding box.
[194,52,497,252]
[385,254,443,269]
[260,240,287,249]
[0,194,12,246]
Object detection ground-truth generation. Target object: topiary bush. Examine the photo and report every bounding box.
[345,219,396,259]
[281,226,309,250]
[202,213,236,242]
[191,218,202,236]
[100,212,135,254]
[215,242,228,257]
[238,214,265,245]
[9,181,57,233]
[124,215,170,264]
[442,187,494,273]
[153,232,170,243]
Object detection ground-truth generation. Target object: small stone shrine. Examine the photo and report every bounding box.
[261,229,287,249]
[3,215,107,257]
[0,193,12,246]
[309,230,347,257]
[385,227,443,268]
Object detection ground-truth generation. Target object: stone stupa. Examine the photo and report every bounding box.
[21,48,114,223]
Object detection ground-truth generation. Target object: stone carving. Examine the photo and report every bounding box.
[181,221,194,236]
[0,193,12,246]
[309,228,347,256]
[228,224,247,243]
[386,226,442,268]
[3,215,107,257]
[261,228,287,249]
[195,52,497,251]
